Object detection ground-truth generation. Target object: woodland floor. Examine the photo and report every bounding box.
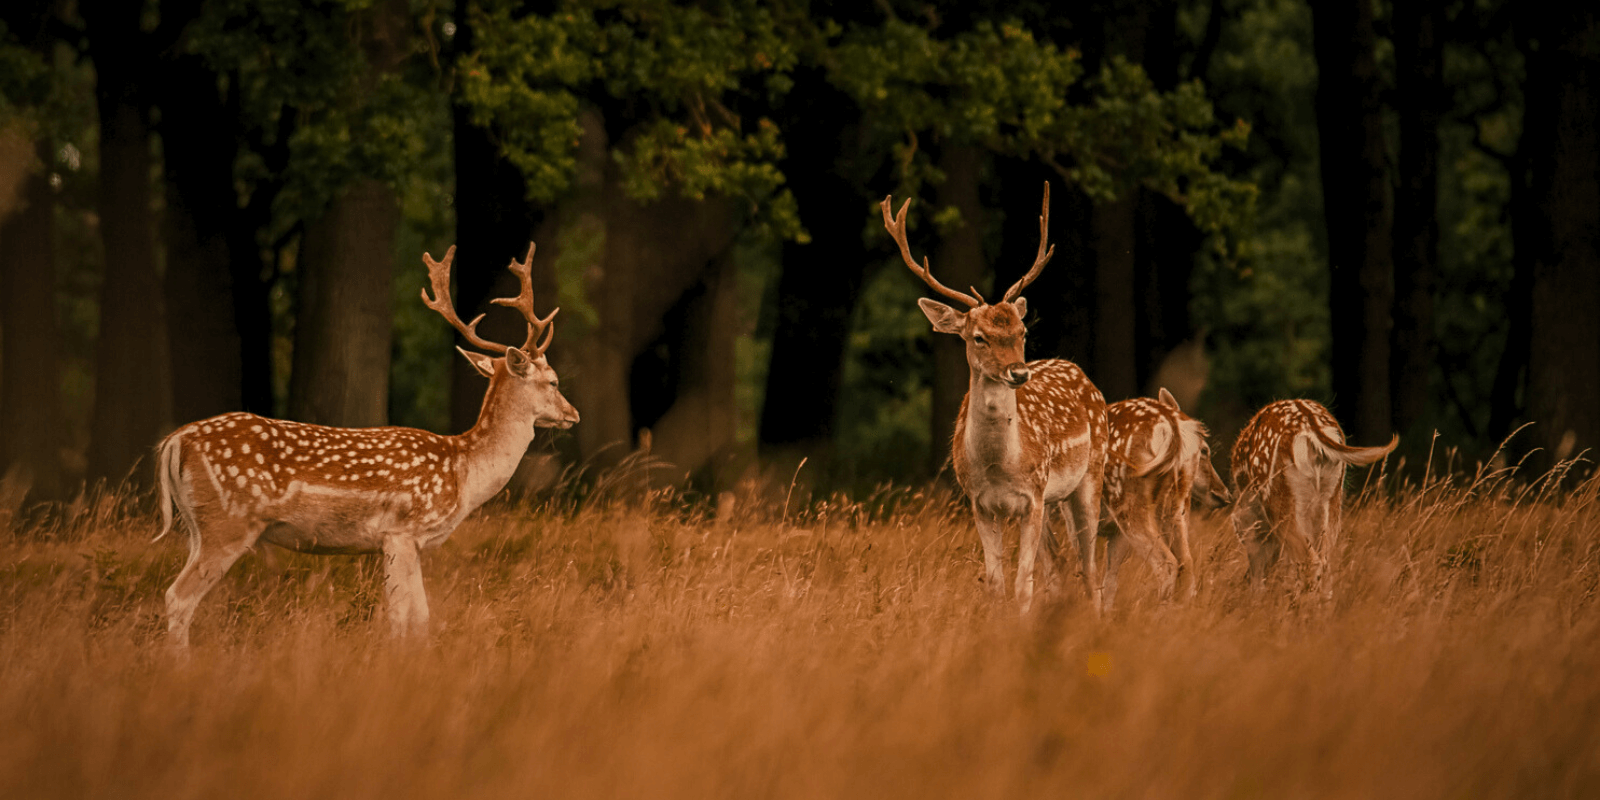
[2,464,1598,799]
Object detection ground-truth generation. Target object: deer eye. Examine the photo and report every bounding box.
[973,334,987,345]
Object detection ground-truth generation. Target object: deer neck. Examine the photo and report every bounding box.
[456,376,536,510]
[963,368,1023,470]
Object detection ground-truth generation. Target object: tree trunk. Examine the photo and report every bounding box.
[1524,10,1600,467]
[448,0,545,433]
[1390,0,1443,434]
[1092,195,1139,401]
[1311,0,1394,444]
[1136,191,1202,395]
[993,158,1094,368]
[84,0,171,485]
[159,51,244,426]
[289,179,398,427]
[758,70,868,477]
[928,145,986,474]
[639,248,740,487]
[0,133,63,499]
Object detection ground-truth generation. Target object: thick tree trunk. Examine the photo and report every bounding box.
[1311,0,1394,444]
[0,134,63,499]
[288,179,399,427]
[758,70,868,477]
[993,158,1094,368]
[160,51,244,426]
[1488,148,1533,444]
[84,0,171,485]
[1135,191,1201,395]
[448,0,544,434]
[549,109,736,471]
[928,145,986,474]
[1524,10,1600,467]
[638,248,740,486]
[1092,195,1139,402]
[1390,0,1443,434]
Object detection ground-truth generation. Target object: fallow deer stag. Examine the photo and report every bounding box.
[1229,399,1397,597]
[154,243,578,646]
[883,183,1109,612]
[1100,388,1230,610]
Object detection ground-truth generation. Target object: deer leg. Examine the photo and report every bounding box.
[1065,479,1104,614]
[1039,502,1071,596]
[1317,486,1345,601]
[1232,496,1276,590]
[164,522,260,648]
[1113,503,1179,608]
[382,535,429,637]
[1015,498,1047,613]
[973,502,1007,596]
[1169,507,1199,601]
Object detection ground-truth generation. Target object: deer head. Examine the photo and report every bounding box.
[421,243,579,431]
[883,183,1054,388]
[1153,388,1231,509]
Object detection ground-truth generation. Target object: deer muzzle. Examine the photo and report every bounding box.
[1002,363,1030,388]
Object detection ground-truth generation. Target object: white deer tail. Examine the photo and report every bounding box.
[153,431,184,542]
[1130,408,1185,478]
[1307,427,1399,467]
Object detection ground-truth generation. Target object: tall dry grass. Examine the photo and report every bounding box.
[2,460,1599,799]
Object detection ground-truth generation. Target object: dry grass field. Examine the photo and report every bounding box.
[3,459,1599,799]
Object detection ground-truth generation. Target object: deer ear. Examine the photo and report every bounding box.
[917,298,966,334]
[504,347,533,377]
[1158,386,1181,411]
[458,347,497,378]
[1011,297,1027,319]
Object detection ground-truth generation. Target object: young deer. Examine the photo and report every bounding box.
[154,244,579,646]
[1229,399,1397,597]
[1099,388,1230,609]
[883,183,1109,612]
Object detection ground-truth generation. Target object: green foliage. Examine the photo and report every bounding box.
[1189,0,1331,412]
[835,263,934,487]
[830,18,1255,251]
[0,22,50,123]
[189,0,442,221]
[460,0,803,237]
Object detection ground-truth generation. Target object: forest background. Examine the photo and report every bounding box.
[0,0,1595,504]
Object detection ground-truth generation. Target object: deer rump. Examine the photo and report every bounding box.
[1269,426,1397,562]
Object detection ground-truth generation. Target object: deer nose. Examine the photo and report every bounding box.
[1003,364,1030,387]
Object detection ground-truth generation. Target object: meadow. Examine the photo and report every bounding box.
[2,458,1598,799]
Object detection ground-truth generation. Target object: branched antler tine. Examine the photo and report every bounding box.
[421,245,509,354]
[532,307,559,355]
[1002,182,1056,304]
[489,242,554,353]
[880,195,981,308]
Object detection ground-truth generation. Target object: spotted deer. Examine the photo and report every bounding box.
[1099,388,1230,609]
[154,244,579,646]
[883,182,1109,612]
[1229,400,1397,596]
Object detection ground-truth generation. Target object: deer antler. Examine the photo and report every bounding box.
[491,242,559,356]
[1001,182,1054,304]
[881,195,982,309]
[421,243,559,356]
[421,246,509,354]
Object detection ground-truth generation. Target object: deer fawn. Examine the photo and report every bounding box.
[1229,399,1397,597]
[883,183,1109,612]
[154,244,579,646]
[1099,388,1230,610]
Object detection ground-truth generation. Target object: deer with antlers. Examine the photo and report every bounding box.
[154,244,578,646]
[883,183,1109,612]
[1099,388,1230,610]
[1229,399,1397,597]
